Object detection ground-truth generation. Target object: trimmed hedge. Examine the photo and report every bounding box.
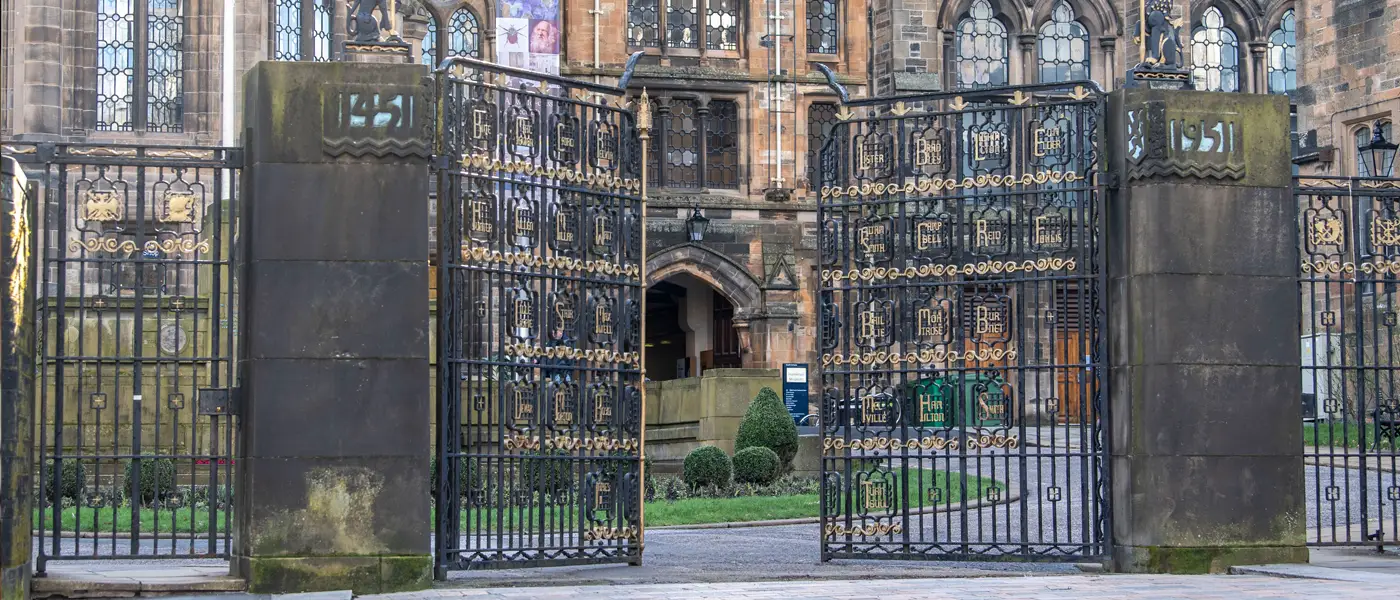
[44,459,87,502]
[429,456,479,498]
[682,445,732,489]
[732,446,781,485]
[734,386,800,469]
[124,456,177,505]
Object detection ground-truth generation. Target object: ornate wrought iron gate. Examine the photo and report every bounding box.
[432,58,645,573]
[2,142,241,567]
[1297,176,1400,547]
[815,81,1109,561]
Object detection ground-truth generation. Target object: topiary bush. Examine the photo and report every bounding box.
[734,386,800,469]
[682,445,732,489]
[124,456,177,505]
[732,446,781,485]
[44,459,87,503]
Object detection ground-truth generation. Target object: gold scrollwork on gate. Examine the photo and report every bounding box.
[459,246,641,279]
[820,348,1018,367]
[68,238,138,254]
[822,258,1074,284]
[820,170,1082,199]
[145,239,211,254]
[503,342,641,366]
[823,521,903,538]
[500,435,640,452]
[461,154,641,193]
[822,433,1019,454]
[81,190,123,223]
[583,526,639,541]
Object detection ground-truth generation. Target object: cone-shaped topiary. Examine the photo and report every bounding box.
[732,446,781,485]
[682,445,732,489]
[734,386,800,469]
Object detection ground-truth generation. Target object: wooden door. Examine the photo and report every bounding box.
[1054,330,1087,423]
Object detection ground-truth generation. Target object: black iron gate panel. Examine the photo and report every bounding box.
[815,82,1109,561]
[1296,176,1400,547]
[432,58,644,573]
[2,142,241,567]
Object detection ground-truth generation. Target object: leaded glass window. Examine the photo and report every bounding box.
[1191,7,1239,93]
[807,102,839,188]
[272,0,301,60]
[96,0,185,132]
[313,1,332,61]
[629,0,742,52]
[1357,122,1395,177]
[807,0,839,54]
[649,96,742,190]
[425,7,483,65]
[97,0,136,131]
[706,100,739,187]
[955,0,1009,89]
[273,0,334,61]
[707,0,739,51]
[1267,9,1296,94]
[1037,1,1089,83]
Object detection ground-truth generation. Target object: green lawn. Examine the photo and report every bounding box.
[1304,422,1397,448]
[34,505,230,534]
[35,470,1003,534]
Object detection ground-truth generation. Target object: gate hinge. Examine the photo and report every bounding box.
[225,147,246,168]
[198,387,241,417]
[432,154,452,171]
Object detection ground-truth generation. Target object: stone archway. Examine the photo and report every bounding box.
[645,243,763,318]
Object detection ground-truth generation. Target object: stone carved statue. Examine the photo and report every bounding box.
[1136,0,1184,69]
[347,0,393,43]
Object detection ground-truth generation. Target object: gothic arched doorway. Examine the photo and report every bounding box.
[645,274,743,381]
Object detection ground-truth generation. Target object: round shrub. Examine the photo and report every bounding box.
[124,456,177,505]
[734,386,800,469]
[44,459,87,502]
[682,445,732,489]
[732,446,781,485]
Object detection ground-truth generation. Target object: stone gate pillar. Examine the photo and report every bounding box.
[1106,89,1307,572]
[236,62,431,594]
[1,156,36,600]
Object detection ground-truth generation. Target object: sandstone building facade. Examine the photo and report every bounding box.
[0,0,1394,387]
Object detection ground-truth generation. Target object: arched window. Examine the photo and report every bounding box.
[1267,9,1297,94]
[272,0,333,61]
[1037,1,1090,83]
[97,0,185,132]
[807,0,839,54]
[423,7,483,66]
[956,0,1009,89]
[1191,7,1239,92]
[1356,121,1395,177]
[628,0,740,52]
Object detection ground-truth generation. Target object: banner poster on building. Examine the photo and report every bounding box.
[497,0,560,79]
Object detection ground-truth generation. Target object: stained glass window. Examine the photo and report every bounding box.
[1267,9,1296,94]
[273,0,302,61]
[664,99,700,188]
[422,12,438,65]
[1191,7,1239,93]
[955,0,1009,89]
[630,0,741,51]
[807,103,839,188]
[97,0,136,131]
[1038,1,1089,83]
[807,0,839,54]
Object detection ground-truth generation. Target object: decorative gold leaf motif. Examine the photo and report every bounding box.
[821,169,1081,200]
[583,526,640,541]
[822,258,1075,285]
[824,521,903,538]
[1010,90,1030,106]
[820,348,1019,367]
[890,102,910,116]
[949,96,969,111]
[821,433,1019,454]
[1068,86,1091,101]
[68,237,138,254]
[81,190,123,223]
[158,192,198,223]
[835,107,855,121]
